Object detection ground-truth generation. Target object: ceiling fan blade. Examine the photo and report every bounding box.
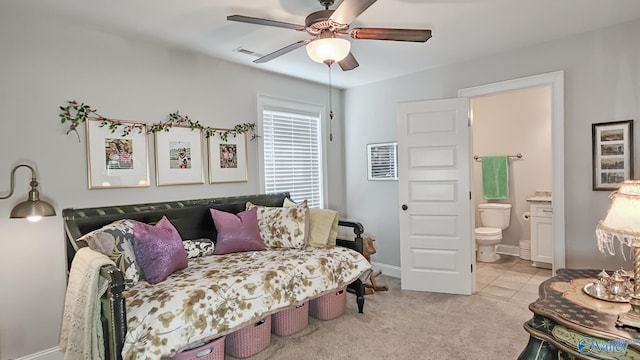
[227,15,306,31]
[330,0,377,26]
[338,52,359,71]
[350,28,432,42]
[254,40,310,63]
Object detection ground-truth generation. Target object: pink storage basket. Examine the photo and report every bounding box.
[162,336,225,360]
[225,316,271,358]
[272,301,309,336]
[310,287,347,320]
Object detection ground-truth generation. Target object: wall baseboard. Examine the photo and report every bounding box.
[371,261,401,278]
[14,347,62,360]
[371,247,526,280]
[497,244,520,257]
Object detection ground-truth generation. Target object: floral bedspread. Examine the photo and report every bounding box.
[121,246,371,360]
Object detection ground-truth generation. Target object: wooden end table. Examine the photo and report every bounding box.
[518,268,640,359]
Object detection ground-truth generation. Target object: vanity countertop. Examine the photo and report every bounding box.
[526,196,552,203]
[526,190,552,204]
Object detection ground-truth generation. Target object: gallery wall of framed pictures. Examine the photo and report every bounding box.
[86,123,249,189]
[592,120,634,191]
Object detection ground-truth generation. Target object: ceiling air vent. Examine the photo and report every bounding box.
[232,47,263,58]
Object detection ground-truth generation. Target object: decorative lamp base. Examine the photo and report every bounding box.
[616,312,640,328]
[616,298,640,329]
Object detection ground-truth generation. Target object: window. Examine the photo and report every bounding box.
[258,96,325,208]
[367,142,398,181]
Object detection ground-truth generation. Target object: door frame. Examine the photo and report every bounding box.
[458,70,565,275]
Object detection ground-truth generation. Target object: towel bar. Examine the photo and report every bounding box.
[473,153,523,161]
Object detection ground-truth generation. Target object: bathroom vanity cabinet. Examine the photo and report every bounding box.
[530,203,552,265]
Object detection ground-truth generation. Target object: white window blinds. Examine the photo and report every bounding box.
[262,107,323,208]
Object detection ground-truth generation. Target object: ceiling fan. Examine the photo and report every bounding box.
[227,0,432,71]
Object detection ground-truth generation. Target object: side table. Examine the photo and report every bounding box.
[518,268,640,359]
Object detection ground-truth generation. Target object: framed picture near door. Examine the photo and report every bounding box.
[592,120,634,191]
[367,142,398,181]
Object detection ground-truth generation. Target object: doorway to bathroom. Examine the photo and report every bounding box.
[459,71,565,290]
[397,71,564,295]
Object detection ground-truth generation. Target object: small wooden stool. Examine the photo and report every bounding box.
[362,234,388,295]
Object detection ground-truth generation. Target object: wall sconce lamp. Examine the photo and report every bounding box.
[1,164,56,222]
[595,180,640,328]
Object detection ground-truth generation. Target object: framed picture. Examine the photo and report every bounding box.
[154,126,205,186]
[367,142,398,181]
[86,118,150,189]
[208,130,248,183]
[592,120,634,191]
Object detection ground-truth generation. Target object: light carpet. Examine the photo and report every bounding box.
[227,276,532,360]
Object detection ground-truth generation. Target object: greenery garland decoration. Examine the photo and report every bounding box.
[99,119,146,137]
[59,100,146,141]
[148,111,202,134]
[206,123,258,142]
[58,100,257,141]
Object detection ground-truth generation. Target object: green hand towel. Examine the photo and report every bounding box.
[482,155,509,200]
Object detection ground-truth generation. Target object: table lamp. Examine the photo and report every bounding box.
[596,180,640,328]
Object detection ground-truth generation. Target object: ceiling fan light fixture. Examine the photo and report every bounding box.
[306,37,351,64]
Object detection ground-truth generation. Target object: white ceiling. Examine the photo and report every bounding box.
[9,0,640,89]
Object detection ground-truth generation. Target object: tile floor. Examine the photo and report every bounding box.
[476,254,553,304]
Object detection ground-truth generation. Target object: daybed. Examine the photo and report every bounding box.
[62,193,371,360]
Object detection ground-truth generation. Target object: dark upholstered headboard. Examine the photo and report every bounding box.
[63,192,290,270]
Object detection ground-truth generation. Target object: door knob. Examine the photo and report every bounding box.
[401,204,408,211]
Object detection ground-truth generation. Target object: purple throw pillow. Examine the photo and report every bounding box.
[132,216,188,284]
[210,207,265,255]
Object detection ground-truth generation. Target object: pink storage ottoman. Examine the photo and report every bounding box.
[272,301,309,336]
[162,336,225,360]
[310,287,347,320]
[225,316,271,358]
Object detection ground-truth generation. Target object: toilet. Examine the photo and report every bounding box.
[475,203,512,262]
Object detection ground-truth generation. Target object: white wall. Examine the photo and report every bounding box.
[3,4,640,359]
[0,4,345,359]
[344,19,640,272]
[472,86,552,248]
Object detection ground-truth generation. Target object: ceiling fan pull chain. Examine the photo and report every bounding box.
[328,62,334,142]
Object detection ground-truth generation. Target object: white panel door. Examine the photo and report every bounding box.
[398,97,473,295]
